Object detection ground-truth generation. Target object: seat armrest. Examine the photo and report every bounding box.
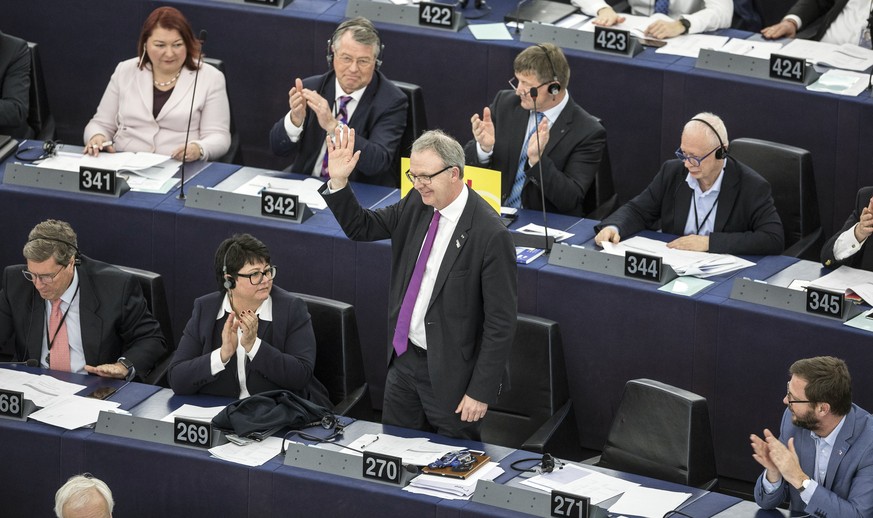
[784,228,822,260]
[521,401,581,460]
[332,383,373,421]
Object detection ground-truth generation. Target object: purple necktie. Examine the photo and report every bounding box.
[321,96,353,179]
[392,210,441,356]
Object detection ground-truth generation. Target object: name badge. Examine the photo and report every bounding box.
[173,418,212,449]
[593,27,630,55]
[362,451,403,484]
[805,286,845,319]
[419,2,454,28]
[624,251,662,282]
[551,490,590,518]
[79,166,117,195]
[261,191,301,220]
[769,54,805,84]
[0,389,25,419]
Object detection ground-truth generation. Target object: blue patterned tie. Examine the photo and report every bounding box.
[506,112,544,209]
[321,96,353,179]
[654,0,670,15]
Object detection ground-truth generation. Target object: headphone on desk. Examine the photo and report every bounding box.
[326,18,384,71]
[535,44,561,96]
[15,140,62,162]
[689,118,727,159]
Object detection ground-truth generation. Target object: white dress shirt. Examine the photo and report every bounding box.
[408,185,469,350]
[209,294,273,399]
[786,0,873,46]
[40,269,84,373]
[571,0,733,34]
[681,162,726,237]
[282,79,367,177]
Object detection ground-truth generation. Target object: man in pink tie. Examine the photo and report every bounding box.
[0,219,166,380]
[321,128,517,440]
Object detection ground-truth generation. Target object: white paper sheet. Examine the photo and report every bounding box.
[160,404,226,423]
[209,436,284,466]
[28,395,119,429]
[608,486,691,518]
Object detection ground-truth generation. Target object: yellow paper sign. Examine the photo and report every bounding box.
[399,157,501,213]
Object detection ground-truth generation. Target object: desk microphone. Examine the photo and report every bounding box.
[178,29,208,200]
[0,359,39,367]
[529,86,552,253]
[513,0,530,33]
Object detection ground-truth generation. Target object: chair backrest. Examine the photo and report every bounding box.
[289,292,367,408]
[114,265,173,386]
[481,314,570,448]
[26,42,55,141]
[582,124,617,220]
[729,138,820,255]
[391,80,428,186]
[202,57,241,164]
[598,378,718,489]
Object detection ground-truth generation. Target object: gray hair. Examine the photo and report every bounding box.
[332,17,381,59]
[23,219,78,265]
[411,130,465,178]
[685,112,728,150]
[54,475,114,518]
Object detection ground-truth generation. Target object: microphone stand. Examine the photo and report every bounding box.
[529,87,552,254]
[178,29,208,200]
[514,0,530,34]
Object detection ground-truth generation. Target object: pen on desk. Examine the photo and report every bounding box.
[359,436,379,450]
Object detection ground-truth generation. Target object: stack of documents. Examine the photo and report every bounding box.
[519,464,691,518]
[29,395,121,430]
[0,369,86,407]
[515,223,574,242]
[778,39,873,72]
[405,462,502,499]
[37,150,181,193]
[601,236,755,278]
[808,265,873,305]
[340,433,461,465]
[233,174,327,210]
[209,436,284,466]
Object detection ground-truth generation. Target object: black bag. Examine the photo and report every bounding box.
[212,389,335,437]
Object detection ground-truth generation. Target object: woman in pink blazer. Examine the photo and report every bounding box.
[83,7,230,162]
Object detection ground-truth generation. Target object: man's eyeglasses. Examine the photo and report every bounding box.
[336,54,375,69]
[236,266,277,285]
[22,265,66,284]
[786,382,812,406]
[405,165,452,185]
[508,77,549,97]
[674,146,722,167]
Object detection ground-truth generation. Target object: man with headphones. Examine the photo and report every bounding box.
[595,113,784,255]
[465,43,606,217]
[0,220,166,380]
[269,17,407,187]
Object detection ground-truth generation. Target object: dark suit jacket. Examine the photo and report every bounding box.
[0,256,166,377]
[464,90,606,217]
[321,183,517,413]
[821,186,873,270]
[166,287,330,406]
[787,0,849,41]
[596,157,784,255]
[0,31,31,138]
[754,405,873,516]
[269,70,407,187]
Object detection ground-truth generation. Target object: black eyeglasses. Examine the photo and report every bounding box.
[675,146,721,167]
[786,382,812,406]
[405,165,452,185]
[22,265,66,284]
[235,266,277,285]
